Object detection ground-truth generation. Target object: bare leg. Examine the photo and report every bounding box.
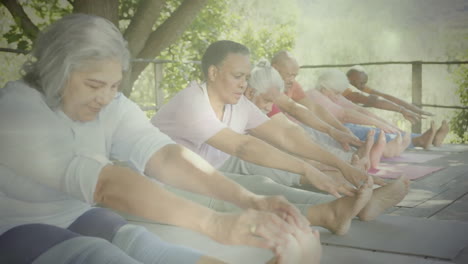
[412,121,436,149]
[370,131,386,169]
[433,120,449,147]
[383,132,402,158]
[307,176,374,235]
[358,175,410,221]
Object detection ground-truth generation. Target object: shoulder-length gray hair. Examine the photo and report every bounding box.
[248,58,285,95]
[22,13,130,109]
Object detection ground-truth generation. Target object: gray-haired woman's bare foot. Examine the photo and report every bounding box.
[307,176,374,235]
[433,120,449,147]
[412,121,436,149]
[358,175,410,221]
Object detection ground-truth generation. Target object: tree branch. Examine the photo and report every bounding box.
[0,47,29,54]
[1,0,40,41]
[129,0,208,86]
[123,0,167,58]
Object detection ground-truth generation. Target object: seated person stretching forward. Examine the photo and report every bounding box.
[345,65,433,124]
[0,14,319,264]
[152,40,410,235]
[315,69,450,151]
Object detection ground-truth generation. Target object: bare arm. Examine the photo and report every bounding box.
[334,94,400,133]
[369,88,433,116]
[339,106,400,133]
[144,144,308,228]
[207,128,354,197]
[144,144,256,209]
[345,91,422,124]
[275,95,362,149]
[295,96,351,134]
[250,116,371,188]
[94,163,296,250]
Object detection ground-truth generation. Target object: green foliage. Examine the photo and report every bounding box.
[450,55,468,143]
[2,0,297,110]
[2,0,72,50]
[131,0,297,108]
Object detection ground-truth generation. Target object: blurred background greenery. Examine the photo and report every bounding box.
[1,0,467,142]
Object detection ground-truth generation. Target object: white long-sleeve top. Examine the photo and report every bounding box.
[0,80,174,236]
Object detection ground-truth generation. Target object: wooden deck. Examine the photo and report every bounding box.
[129,144,468,264]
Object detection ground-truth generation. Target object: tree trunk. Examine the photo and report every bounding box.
[73,0,119,26]
[124,0,208,96]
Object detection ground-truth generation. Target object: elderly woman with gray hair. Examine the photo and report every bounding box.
[0,14,316,264]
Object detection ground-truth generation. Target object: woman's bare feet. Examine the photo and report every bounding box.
[370,131,386,169]
[307,176,374,235]
[358,175,410,221]
[433,120,449,147]
[412,121,436,149]
[352,130,375,170]
[383,132,402,158]
[351,154,368,171]
[398,131,412,155]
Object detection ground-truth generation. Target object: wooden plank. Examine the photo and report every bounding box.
[431,193,468,221]
[321,245,454,264]
[390,173,468,218]
[396,165,467,208]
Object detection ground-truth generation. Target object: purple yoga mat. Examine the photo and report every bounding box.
[381,152,445,163]
[368,163,445,180]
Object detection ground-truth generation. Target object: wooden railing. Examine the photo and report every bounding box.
[301,60,468,133]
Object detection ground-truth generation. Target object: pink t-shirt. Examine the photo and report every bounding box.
[286,81,307,101]
[305,89,343,117]
[267,104,282,117]
[152,81,269,168]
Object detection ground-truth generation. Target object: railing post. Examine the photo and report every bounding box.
[153,63,164,110]
[411,61,422,133]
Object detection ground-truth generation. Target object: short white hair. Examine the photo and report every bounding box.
[248,58,284,94]
[316,69,350,93]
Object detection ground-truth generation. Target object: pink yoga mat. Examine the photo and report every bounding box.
[381,152,445,163]
[368,163,444,180]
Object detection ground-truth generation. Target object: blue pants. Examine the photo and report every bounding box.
[344,123,418,148]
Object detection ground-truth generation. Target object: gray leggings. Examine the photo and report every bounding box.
[165,172,335,216]
[34,224,202,264]
[0,209,202,264]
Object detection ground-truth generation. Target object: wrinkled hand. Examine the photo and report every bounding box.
[251,195,309,230]
[329,128,364,151]
[401,109,423,124]
[343,165,386,187]
[304,166,356,198]
[206,210,294,251]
